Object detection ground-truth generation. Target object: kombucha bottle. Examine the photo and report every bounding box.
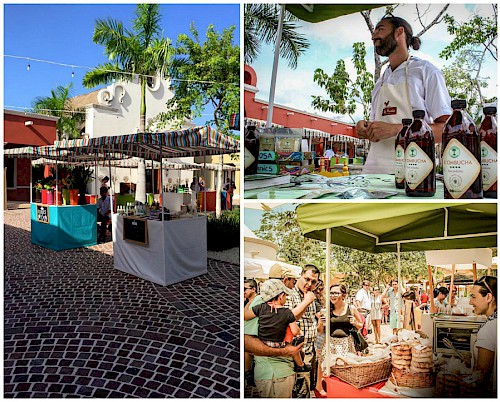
[405,110,436,197]
[442,99,482,199]
[395,118,413,189]
[479,106,497,198]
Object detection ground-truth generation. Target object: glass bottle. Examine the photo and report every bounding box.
[244,125,259,175]
[442,99,482,199]
[480,106,497,198]
[395,118,413,189]
[405,110,436,197]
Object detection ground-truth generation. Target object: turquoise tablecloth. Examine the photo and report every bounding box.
[245,174,445,200]
[31,204,97,251]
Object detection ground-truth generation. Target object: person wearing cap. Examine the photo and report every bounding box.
[244,274,316,393]
[269,264,301,289]
[245,279,316,398]
[355,14,451,174]
[284,264,321,398]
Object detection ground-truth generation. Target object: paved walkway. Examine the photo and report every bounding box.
[4,209,239,398]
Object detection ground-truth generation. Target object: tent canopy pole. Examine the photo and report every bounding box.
[325,227,331,378]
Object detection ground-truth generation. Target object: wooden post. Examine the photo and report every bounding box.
[450,264,456,306]
[428,264,435,313]
[473,262,477,282]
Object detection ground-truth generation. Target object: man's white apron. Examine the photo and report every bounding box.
[363,57,413,174]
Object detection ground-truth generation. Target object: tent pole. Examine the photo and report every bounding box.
[30,160,32,204]
[397,242,402,330]
[427,265,435,313]
[203,151,207,214]
[450,264,455,306]
[108,157,113,214]
[55,163,59,206]
[325,227,331,378]
[266,4,285,128]
[473,262,477,282]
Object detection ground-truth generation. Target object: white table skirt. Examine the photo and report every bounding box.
[112,214,207,286]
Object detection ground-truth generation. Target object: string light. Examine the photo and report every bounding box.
[5,54,238,87]
[71,66,75,78]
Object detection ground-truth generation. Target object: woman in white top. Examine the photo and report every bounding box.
[469,275,497,397]
[370,287,384,344]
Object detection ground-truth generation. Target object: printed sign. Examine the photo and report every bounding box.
[258,151,277,161]
[123,217,149,246]
[36,204,50,224]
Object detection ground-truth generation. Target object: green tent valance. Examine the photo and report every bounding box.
[296,203,497,253]
[285,4,388,23]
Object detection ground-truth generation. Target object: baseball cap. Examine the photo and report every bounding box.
[268,264,301,279]
[260,279,292,302]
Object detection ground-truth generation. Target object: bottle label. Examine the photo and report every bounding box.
[404,142,433,190]
[244,147,255,169]
[395,144,405,183]
[481,141,497,191]
[443,138,481,198]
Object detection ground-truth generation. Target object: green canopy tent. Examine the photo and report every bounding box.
[295,202,497,377]
[264,4,387,126]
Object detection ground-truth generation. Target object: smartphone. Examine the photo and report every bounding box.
[292,335,305,346]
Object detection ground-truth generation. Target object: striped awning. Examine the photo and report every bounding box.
[5,126,239,162]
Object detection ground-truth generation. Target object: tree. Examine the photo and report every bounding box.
[164,23,239,135]
[32,83,84,140]
[244,4,310,69]
[82,4,173,132]
[439,5,497,109]
[255,210,428,287]
[442,51,495,123]
[311,42,374,122]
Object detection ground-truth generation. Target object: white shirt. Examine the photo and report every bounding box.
[370,56,452,124]
[324,149,334,159]
[356,288,371,310]
[474,317,497,394]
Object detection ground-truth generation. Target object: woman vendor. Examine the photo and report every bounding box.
[469,275,497,397]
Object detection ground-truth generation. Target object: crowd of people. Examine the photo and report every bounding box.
[244,269,497,398]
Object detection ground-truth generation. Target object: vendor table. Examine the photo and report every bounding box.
[245,173,445,199]
[31,203,97,251]
[112,214,207,286]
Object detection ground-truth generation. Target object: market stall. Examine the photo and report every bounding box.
[295,203,497,397]
[5,126,239,287]
[245,173,445,199]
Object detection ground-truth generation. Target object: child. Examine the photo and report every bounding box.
[244,279,311,372]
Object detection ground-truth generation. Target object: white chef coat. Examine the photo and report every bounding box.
[364,56,452,174]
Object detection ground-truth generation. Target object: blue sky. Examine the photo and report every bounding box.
[250,3,497,124]
[3,3,240,127]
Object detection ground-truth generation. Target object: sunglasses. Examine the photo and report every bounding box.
[244,287,253,291]
[330,292,342,296]
[476,276,493,294]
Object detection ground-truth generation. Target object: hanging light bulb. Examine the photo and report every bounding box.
[27,63,30,71]
[72,71,75,78]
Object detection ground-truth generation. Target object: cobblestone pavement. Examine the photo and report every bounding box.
[4,209,240,398]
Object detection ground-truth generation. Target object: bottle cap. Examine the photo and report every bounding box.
[412,110,425,119]
[451,99,467,109]
[483,106,497,115]
[402,118,413,125]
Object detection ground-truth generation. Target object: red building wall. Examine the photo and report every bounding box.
[244,65,356,138]
[4,110,58,202]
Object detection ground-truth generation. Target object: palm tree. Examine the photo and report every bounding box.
[244,4,310,69]
[32,83,84,140]
[82,4,173,132]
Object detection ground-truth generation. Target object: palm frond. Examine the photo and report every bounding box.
[82,63,129,88]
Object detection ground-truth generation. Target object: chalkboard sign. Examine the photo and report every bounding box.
[36,204,50,224]
[123,217,148,246]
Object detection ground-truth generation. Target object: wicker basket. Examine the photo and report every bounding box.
[332,356,392,389]
[390,366,435,388]
[435,372,493,398]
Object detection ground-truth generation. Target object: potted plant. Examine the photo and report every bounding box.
[33,181,43,203]
[43,180,55,205]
